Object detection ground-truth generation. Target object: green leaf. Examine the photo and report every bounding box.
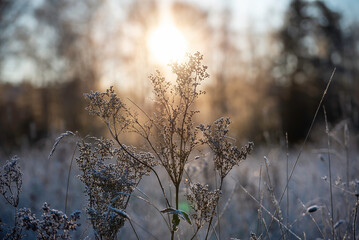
[160,207,192,225]
[181,211,192,225]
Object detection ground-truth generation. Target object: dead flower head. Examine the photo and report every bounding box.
[198,117,254,179]
[186,183,221,229]
[76,138,155,239]
[0,156,22,207]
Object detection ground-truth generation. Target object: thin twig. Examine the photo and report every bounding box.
[128,219,140,240]
[324,106,335,240]
[344,123,350,188]
[353,196,359,240]
[264,157,285,238]
[238,183,302,239]
[299,198,324,238]
[65,145,77,215]
[262,218,271,240]
[286,132,289,239]
[205,178,223,240]
[132,190,171,230]
[268,68,336,231]
[130,218,160,240]
[211,179,239,237]
[190,227,200,240]
[106,121,171,208]
[257,164,263,236]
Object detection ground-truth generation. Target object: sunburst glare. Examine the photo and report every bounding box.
[148,19,188,65]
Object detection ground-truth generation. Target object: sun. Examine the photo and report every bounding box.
[148,20,188,64]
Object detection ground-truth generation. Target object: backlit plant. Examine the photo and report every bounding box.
[81,52,254,239]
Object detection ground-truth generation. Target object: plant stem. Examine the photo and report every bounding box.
[128,219,140,240]
[344,123,350,188]
[176,183,180,209]
[256,164,263,236]
[354,196,359,240]
[286,132,289,239]
[324,106,335,240]
[65,145,77,215]
[205,179,223,240]
[107,122,171,208]
[267,68,336,231]
[190,227,200,240]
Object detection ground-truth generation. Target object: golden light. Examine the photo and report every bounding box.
[148,20,188,64]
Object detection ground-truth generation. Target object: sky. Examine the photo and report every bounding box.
[1,0,359,85]
[186,0,359,30]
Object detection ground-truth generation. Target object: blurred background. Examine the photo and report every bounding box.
[0,0,359,155]
[1,1,359,239]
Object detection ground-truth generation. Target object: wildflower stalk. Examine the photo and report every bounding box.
[197,117,253,240]
[190,227,200,240]
[106,121,171,208]
[256,164,263,236]
[324,106,335,240]
[205,178,224,240]
[286,132,289,239]
[128,219,140,240]
[65,145,77,215]
[353,196,359,240]
[344,123,350,188]
[84,53,254,239]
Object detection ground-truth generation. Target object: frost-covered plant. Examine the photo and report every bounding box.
[0,156,22,207]
[0,158,81,240]
[81,52,254,239]
[15,203,80,240]
[76,138,155,239]
[196,118,253,239]
[83,52,211,238]
[145,53,207,187]
[198,117,254,181]
[186,183,220,238]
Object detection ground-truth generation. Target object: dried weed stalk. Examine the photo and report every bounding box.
[197,117,253,239]
[74,52,253,239]
[186,183,220,239]
[14,203,80,240]
[0,156,22,207]
[76,138,154,239]
[0,158,80,240]
[198,117,254,181]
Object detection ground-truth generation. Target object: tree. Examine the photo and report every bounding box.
[273,0,358,141]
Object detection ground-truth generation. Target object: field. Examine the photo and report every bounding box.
[0,55,358,239]
[0,124,358,239]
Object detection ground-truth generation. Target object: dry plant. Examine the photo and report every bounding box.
[75,52,253,239]
[75,138,154,239]
[0,157,81,239]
